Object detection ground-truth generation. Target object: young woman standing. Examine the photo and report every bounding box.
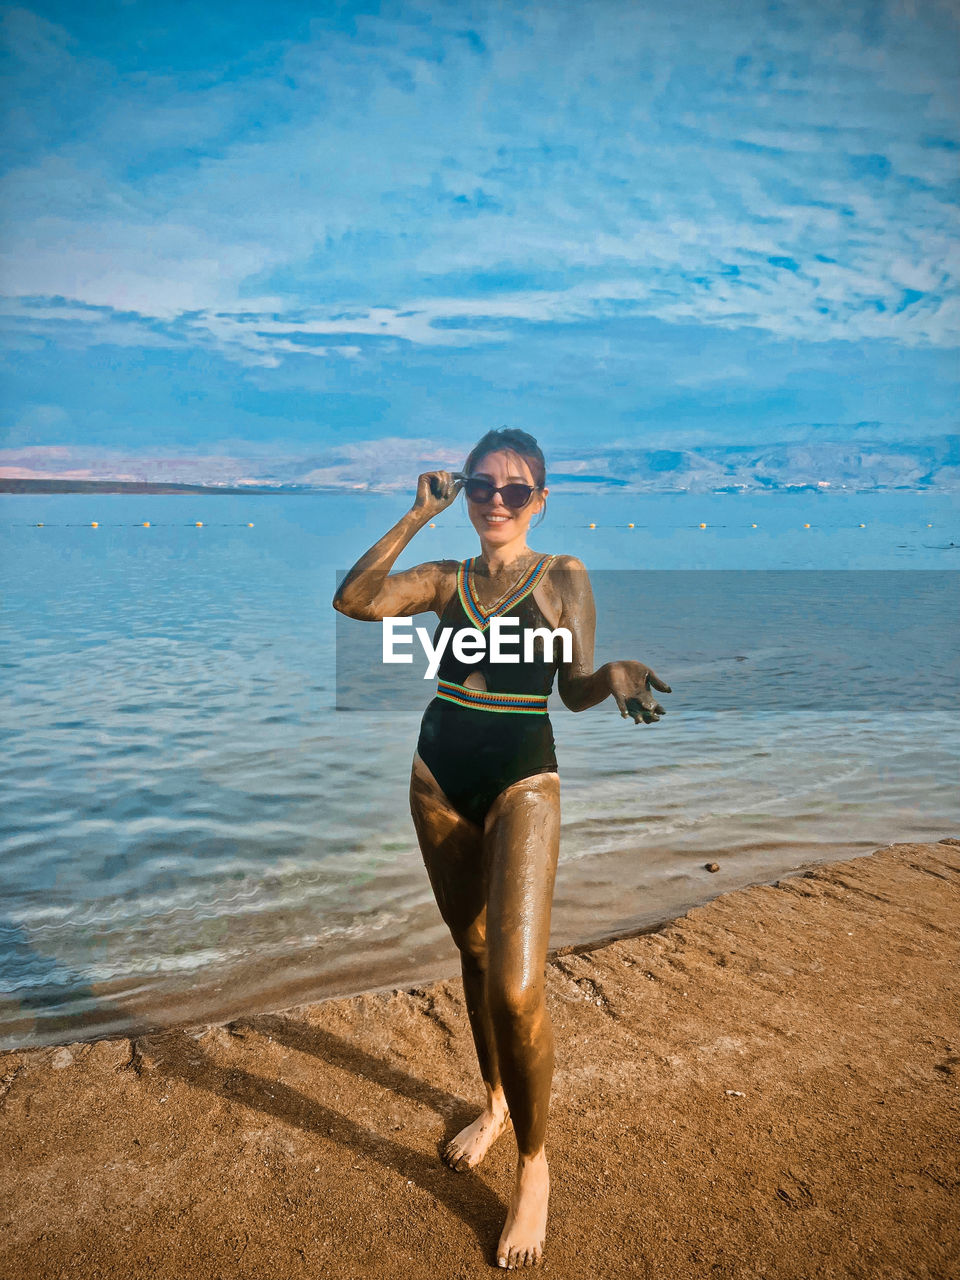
[333,428,670,1268]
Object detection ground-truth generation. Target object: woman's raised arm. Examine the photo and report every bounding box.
[331,470,462,621]
[556,556,671,723]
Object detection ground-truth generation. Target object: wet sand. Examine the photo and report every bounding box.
[2,840,958,1279]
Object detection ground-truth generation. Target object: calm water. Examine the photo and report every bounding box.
[2,490,958,1049]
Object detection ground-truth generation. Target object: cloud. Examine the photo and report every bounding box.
[0,0,957,466]
[0,0,957,371]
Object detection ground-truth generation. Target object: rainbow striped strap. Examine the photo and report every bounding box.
[457,554,555,631]
[436,678,549,715]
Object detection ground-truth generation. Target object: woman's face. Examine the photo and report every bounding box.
[465,449,547,546]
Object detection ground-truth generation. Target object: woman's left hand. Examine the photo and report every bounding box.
[606,660,672,725]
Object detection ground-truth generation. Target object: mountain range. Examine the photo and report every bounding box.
[1,435,957,494]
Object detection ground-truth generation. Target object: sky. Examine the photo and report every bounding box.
[0,0,958,488]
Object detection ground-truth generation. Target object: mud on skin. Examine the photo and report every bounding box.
[333,434,671,1267]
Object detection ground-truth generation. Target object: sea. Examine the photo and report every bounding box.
[1,489,957,1050]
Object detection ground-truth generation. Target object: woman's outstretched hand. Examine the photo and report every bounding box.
[607,660,672,724]
[412,470,463,520]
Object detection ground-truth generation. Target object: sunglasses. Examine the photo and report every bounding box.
[455,473,540,510]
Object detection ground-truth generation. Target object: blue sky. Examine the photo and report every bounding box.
[0,0,957,487]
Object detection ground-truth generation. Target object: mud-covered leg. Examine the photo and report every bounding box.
[484,771,561,1269]
[409,752,512,1169]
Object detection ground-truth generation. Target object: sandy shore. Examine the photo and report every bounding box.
[2,839,958,1279]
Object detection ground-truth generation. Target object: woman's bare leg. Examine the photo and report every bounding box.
[409,752,512,1168]
[484,771,561,1269]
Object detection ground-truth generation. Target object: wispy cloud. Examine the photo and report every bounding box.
[0,0,957,453]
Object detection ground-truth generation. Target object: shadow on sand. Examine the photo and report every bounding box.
[139,1010,506,1256]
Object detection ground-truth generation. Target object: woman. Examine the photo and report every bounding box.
[332,428,670,1269]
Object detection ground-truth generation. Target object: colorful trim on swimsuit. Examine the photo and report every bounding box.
[457,553,555,632]
[436,678,550,715]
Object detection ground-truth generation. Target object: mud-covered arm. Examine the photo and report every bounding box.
[331,470,460,621]
[555,557,609,712]
[556,556,672,724]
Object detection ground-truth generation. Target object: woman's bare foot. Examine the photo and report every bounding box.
[497,1149,549,1269]
[442,1101,511,1171]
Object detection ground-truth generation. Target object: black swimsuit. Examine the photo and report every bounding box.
[415,553,561,828]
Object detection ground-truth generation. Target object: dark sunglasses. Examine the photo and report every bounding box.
[457,475,540,509]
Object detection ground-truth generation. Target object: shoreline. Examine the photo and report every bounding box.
[0,845,854,1055]
[2,839,958,1278]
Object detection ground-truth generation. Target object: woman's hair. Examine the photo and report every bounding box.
[462,427,548,527]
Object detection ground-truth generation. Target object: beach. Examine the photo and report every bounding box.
[1,838,958,1278]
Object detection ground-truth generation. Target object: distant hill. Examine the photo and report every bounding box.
[2,434,957,494]
[580,437,960,493]
[0,479,336,496]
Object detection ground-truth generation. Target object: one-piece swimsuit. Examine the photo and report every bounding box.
[415,553,560,828]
